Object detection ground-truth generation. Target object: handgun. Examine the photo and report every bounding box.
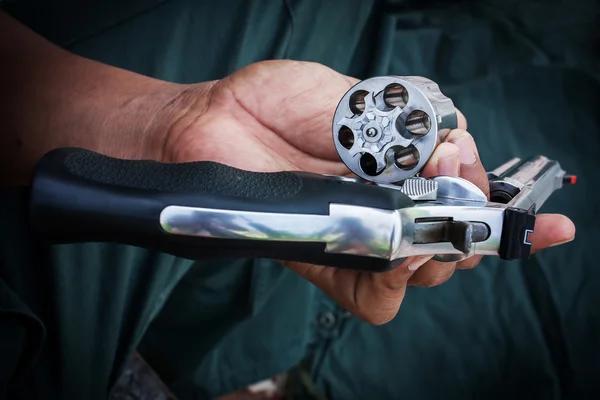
[28,76,575,271]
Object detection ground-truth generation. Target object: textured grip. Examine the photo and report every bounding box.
[28,148,415,271]
[64,150,302,199]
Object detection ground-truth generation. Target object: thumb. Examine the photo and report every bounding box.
[420,142,461,177]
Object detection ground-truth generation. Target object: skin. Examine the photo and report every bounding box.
[0,12,576,326]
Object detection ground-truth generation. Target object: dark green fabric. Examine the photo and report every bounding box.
[0,0,598,399]
[0,278,44,393]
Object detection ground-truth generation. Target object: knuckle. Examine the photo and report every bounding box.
[436,141,461,154]
[445,129,471,143]
[429,142,461,165]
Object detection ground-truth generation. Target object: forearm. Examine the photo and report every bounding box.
[0,11,189,185]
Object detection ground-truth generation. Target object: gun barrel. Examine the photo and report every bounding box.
[488,156,568,211]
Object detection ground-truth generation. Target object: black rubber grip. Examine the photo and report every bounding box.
[28,148,415,272]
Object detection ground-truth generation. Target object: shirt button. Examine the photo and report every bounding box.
[318,312,336,329]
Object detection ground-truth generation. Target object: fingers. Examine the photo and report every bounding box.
[359,255,434,324]
[437,214,576,272]
[407,259,457,287]
[370,255,433,291]
[420,142,461,177]
[530,213,576,253]
[422,128,489,198]
[444,129,490,198]
[285,256,430,325]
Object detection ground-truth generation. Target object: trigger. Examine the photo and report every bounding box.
[413,218,490,253]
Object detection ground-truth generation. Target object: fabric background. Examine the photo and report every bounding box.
[1,0,598,399]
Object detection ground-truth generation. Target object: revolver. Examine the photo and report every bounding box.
[28,76,575,272]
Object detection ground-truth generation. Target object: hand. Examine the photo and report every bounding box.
[160,60,576,325]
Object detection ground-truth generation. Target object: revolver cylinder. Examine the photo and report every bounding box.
[332,76,457,183]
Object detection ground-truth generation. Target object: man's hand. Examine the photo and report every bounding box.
[159,60,576,325]
[1,16,574,325]
[1,11,573,324]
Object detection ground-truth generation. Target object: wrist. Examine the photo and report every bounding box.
[150,82,215,163]
[99,81,195,162]
[0,11,215,184]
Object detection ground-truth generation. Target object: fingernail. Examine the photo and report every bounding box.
[408,256,431,271]
[454,135,477,165]
[437,153,460,176]
[549,236,575,247]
